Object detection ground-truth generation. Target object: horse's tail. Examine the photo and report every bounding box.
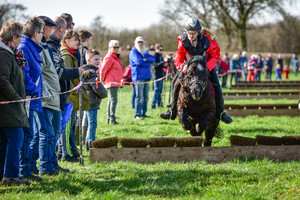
[214,126,224,139]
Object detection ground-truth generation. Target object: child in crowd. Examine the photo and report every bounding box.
[275,64,282,80]
[247,54,257,82]
[83,49,107,150]
[283,65,290,79]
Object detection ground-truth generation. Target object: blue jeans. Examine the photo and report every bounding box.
[293,66,298,76]
[151,79,163,108]
[69,111,77,153]
[25,110,49,174]
[86,110,98,142]
[21,110,35,176]
[0,127,23,179]
[132,85,136,109]
[43,108,61,170]
[255,71,261,81]
[134,80,149,117]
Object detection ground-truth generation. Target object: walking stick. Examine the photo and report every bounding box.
[79,75,84,166]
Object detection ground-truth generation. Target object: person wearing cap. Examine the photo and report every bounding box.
[129,36,155,119]
[0,20,30,186]
[31,16,69,174]
[17,17,46,179]
[151,43,167,109]
[160,18,233,125]
[47,17,84,163]
[100,40,123,125]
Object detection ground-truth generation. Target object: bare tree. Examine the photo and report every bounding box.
[215,0,286,50]
[160,0,290,51]
[89,16,112,50]
[160,0,214,29]
[0,2,27,28]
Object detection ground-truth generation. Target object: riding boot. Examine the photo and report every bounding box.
[160,73,181,120]
[213,81,233,124]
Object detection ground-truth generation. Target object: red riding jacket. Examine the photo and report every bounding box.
[174,33,220,72]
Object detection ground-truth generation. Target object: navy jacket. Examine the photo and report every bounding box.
[151,52,165,80]
[47,33,79,110]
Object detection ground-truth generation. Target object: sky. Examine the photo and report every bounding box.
[11,0,300,30]
[14,0,165,30]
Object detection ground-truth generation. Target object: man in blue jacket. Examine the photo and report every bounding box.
[18,17,46,179]
[129,36,155,119]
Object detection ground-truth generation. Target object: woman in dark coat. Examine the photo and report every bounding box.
[0,20,30,185]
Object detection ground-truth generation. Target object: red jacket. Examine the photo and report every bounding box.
[174,34,220,72]
[220,58,230,73]
[100,51,123,88]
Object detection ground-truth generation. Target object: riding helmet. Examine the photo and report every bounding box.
[184,18,202,32]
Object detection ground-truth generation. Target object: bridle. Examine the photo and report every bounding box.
[190,78,207,92]
[180,74,207,93]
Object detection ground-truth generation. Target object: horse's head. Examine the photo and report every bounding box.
[184,55,209,100]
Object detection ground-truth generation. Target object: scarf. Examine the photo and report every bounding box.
[1,39,27,68]
[66,46,76,54]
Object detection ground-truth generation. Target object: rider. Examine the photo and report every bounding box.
[160,18,233,124]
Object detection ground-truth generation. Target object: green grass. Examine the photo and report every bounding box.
[1,74,300,199]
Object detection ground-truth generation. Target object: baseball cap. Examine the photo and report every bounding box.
[135,36,144,43]
[38,16,57,26]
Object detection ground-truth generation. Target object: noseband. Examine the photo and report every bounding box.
[189,79,207,92]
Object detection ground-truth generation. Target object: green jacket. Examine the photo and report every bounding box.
[61,48,90,111]
[0,42,29,127]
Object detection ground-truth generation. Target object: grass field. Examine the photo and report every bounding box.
[1,73,299,199]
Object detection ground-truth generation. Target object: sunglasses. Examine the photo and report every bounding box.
[113,46,119,49]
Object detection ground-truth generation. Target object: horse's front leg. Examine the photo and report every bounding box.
[204,122,219,146]
[178,107,192,131]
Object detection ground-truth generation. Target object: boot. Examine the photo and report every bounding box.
[2,177,29,186]
[220,111,233,124]
[213,81,233,124]
[160,77,181,120]
[110,119,119,125]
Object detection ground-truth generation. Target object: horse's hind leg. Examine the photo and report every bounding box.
[178,107,192,130]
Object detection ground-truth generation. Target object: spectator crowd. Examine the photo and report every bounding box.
[0,14,299,186]
[216,51,299,88]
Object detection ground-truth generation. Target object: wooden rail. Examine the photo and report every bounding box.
[223,90,299,100]
[236,81,300,84]
[230,83,300,90]
[89,145,300,164]
[225,103,299,117]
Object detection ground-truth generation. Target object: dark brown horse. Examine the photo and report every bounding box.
[177,56,220,146]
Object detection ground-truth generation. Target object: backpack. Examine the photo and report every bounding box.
[123,65,132,85]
